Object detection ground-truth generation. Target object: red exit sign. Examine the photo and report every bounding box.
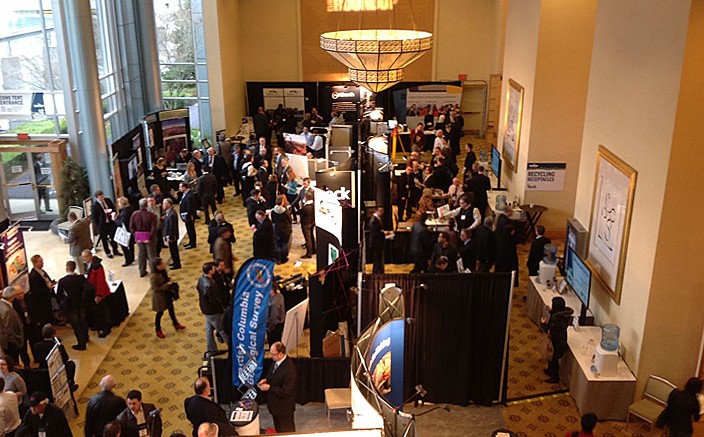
[458,74,467,81]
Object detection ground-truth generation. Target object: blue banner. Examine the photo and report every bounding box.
[231,258,274,387]
[367,319,405,407]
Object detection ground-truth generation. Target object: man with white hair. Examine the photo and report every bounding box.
[85,375,127,437]
[0,286,24,362]
[129,198,157,278]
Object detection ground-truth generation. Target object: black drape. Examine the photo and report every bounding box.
[362,273,512,406]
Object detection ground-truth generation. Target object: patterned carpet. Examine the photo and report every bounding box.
[65,143,681,437]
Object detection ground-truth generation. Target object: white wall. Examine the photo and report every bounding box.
[572,0,690,369]
[498,0,541,203]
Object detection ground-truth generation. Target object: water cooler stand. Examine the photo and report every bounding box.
[594,344,618,376]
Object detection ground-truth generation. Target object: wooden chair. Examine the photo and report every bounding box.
[626,375,676,431]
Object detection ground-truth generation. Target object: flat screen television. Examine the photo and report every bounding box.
[491,145,501,188]
[566,247,591,308]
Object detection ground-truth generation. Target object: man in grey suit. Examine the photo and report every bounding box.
[0,286,24,362]
[67,211,93,274]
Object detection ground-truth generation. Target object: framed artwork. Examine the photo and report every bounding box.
[587,145,638,304]
[502,79,524,172]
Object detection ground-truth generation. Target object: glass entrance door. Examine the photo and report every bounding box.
[0,152,59,221]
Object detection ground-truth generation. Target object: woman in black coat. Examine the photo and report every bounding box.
[115,196,135,266]
[270,195,293,264]
[541,296,574,384]
[666,377,702,437]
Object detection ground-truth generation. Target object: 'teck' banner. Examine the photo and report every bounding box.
[231,258,274,387]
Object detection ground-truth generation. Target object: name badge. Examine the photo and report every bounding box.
[460,215,466,221]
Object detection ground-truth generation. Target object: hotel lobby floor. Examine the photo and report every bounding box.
[21,178,697,436]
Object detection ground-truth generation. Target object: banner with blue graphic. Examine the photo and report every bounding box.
[231,258,274,387]
[367,319,405,407]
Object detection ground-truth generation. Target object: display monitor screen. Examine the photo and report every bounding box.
[566,248,591,308]
[491,146,501,186]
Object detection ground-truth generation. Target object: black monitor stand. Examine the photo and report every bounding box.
[578,303,594,326]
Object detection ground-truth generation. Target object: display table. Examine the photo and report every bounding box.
[561,326,636,421]
[526,277,587,326]
[398,130,436,151]
[106,280,129,327]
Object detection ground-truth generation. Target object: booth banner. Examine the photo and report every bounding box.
[526,162,567,191]
[405,85,463,116]
[314,187,343,249]
[2,224,28,290]
[231,258,274,386]
[288,153,309,179]
[367,319,405,408]
[315,170,356,208]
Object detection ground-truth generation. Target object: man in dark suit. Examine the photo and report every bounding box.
[206,147,228,203]
[395,166,415,222]
[245,189,266,226]
[162,198,181,270]
[197,167,218,224]
[67,211,93,274]
[252,210,275,259]
[252,106,270,141]
[368,207,386,274]
[116,390,163,437]
[179,182,197,249]
[463,143,477,178]
[473,216,496,272]
[85,375,127,437]
[527,225,552,276]
[32,324,78,391]
[189,150,203,177]
[91,190,121,258]
[470,166,491,218]
[184,378,237,437]
[258,342,296,433]
[299,192,315,258]
[28,254,55,328]
[56,261,93,350]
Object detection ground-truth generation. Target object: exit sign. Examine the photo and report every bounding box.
[458,74,467,81]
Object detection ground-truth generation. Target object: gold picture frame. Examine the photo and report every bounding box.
[587,145,638,304]
[502,79,524,172]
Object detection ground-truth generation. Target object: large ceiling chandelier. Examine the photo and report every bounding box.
[320,28,432,93]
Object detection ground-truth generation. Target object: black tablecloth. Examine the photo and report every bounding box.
[107,281,129,327]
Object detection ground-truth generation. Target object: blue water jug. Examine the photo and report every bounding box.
[600,324,620,352]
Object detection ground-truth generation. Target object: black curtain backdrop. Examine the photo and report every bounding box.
[363,273,513,406]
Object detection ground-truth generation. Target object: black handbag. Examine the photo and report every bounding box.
[169,282,180,301]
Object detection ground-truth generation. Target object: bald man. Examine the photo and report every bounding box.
[184,378,236,437]
[85,375,127,437]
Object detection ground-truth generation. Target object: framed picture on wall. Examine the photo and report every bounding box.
[502,79,524,172]
[587,145,638,304]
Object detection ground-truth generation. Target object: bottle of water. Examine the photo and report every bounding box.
[600,324,620,352]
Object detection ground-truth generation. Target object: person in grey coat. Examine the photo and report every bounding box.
[67,211,93,274]
[0,286,24,361]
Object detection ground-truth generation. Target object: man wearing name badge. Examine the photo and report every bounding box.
[179,182,198,249]
[116,390,162,437]
[28,254,56,329]
[184,378,237,437]
[162,198,181,270]
[258,342,297,433]
[92,190,121,259]
[17,392,72,437]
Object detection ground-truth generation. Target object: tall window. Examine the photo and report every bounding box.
[0,1,66,136]
[154,0,212,142]
[91,0,124,143]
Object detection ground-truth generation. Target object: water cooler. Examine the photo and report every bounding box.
[593,324,620,376]
[538,244,558,287]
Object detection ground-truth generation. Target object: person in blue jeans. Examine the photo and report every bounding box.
[196,262,229,354]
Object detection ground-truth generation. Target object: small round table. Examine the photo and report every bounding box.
[519,204,548,240]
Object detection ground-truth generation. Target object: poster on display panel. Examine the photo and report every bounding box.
[367,319,405,408]
[2,224,28,292]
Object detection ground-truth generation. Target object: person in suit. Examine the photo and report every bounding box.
[116,390,162,437]
[184,378,237,437]
[257,342,296,433]
[56,261,93,350]
[85,375,127,437]
[245,189,266,226]
[473,216,496,272]
[289,177,312,224]
[114,197,135,267]
[252,210,275,259]
[458,228,476,272]
[32,324,77,392]
[189,150,203,177]
[205,147,228,203]
[91,190,121,259]
[17,392,72,437]
[430,232,459,273]
[197,167,218,224]
[463,143,477,179]
[179,182,197,249]
[470,166,491,218]
[409,213,435,273]
[0,286,25,364]
[395,166,415,222]
[252,107,270,141]
[495,223,520,285]
[230,143,243,196]
[368,207,386,274]
[212,227,235,275]
[162,198,181,270]
[28,255,55,329]
[33,154,52,213]
[197,263,229,354]
[67,211,93,274]
[299,192,315,259]
[527,225,552,276]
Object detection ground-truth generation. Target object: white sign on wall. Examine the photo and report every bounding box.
[526,162,566,191]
